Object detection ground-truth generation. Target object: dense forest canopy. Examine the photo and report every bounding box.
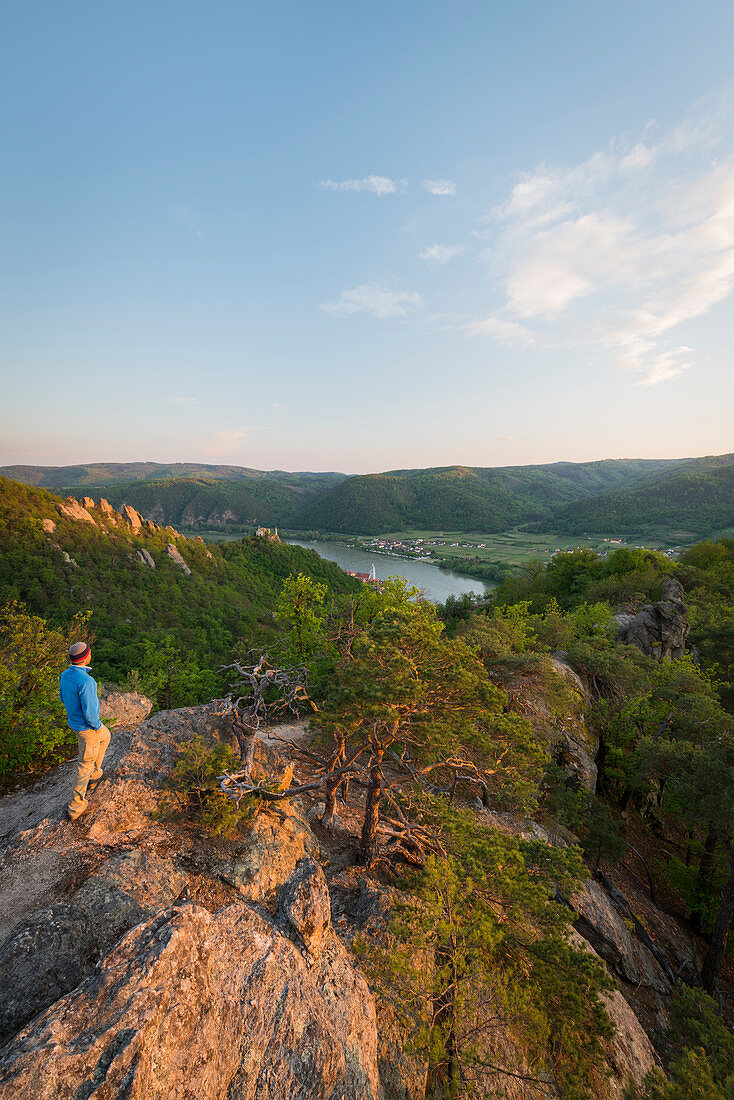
[0,476,359,697]
[537,459,734,539]
[5,454,732,538]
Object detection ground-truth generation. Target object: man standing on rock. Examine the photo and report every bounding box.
[59,642,111,821]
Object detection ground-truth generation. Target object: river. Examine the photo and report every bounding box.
[285,539,492,604]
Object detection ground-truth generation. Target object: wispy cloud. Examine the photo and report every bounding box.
[418,243,465,264]
[471,95,734,384]
[199,429,249,457]
[319,176,407,195]
[321,283,423,319]
[465,315,535,348]
[423,179,456,196]
[166,395,199,408]
[170,203,205,239]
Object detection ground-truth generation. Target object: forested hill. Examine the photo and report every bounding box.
[537,456,734,538]
[82,476,313,529]
[0,478,358,690]
[3,453,733,536]
[0,464,348,531]
[294,458,685,534]
[0,462,346,491]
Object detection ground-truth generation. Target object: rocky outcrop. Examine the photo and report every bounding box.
[167,542,191,575]
[0,892,380,1100]
[136,547,156,569]
[226,798,319,901]
[573,878,672,994]
[550,657,599,790]
[0,700,675,1100]
[100,688,153,726]
[58,497,97,525]
[567,931,661,1097]
[49,542,77,566]
[506,656,599,791]
[613,576,689,661]
[50,496,186,547]
[120,503,144,533]
[98,497,117,523]
[0,706,380,1099]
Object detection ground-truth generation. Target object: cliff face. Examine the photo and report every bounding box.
[0,699,671,1099]
[612,576,690,661]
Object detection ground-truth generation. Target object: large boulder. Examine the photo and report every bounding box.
[226,799,320,902]
[0,894,380,1100]
[167,542,191,575]
[613,576,689,661]
[136,548,156,569]
[100,689,153,727]
[277,856,331,954]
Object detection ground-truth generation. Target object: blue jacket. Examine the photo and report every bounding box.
[59,666,102,732]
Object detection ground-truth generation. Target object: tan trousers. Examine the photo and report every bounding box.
[68,724,111,820]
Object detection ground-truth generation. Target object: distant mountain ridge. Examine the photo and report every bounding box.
[1,462,346,489]
[2,454,732,537]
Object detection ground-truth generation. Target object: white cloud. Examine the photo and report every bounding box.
[423,179,456,196]
[418,243,465,264]
[465,315,535,348]
[319,175,406,195]
[473,96,734,384]
[321,284,423,319]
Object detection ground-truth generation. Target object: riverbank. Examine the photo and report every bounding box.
[285,538,491,604]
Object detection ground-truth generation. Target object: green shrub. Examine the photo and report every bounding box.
[0,601,89,781]
[160,734,259,836]
[633,986,734,1098]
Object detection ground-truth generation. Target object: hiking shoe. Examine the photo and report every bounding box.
[67,805,90,823]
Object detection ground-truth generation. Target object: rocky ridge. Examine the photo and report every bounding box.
[43,495,200,576]
[0,697,688,1099]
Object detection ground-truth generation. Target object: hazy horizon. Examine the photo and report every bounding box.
[2,2,733,471]
[1,448,730,480]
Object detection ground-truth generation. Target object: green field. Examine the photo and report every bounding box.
[350,528,677,567]
[194,525,693,572]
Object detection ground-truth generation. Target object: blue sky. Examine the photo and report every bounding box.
[1,0,733,473]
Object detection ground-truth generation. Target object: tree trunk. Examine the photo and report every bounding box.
[321,734,346,828]
[427,944,459,1099]
[701,844,734,995]
[692,828,718,932]
[360,744,384,868]
[232,716,257,780]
